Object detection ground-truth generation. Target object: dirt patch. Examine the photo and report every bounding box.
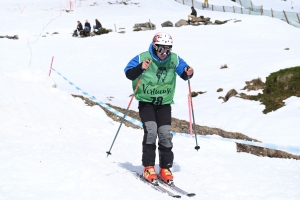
[72,94,300,160]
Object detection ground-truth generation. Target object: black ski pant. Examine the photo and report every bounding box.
[138,102,174,169]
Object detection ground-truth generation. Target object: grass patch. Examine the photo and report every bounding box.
[250,66,300,113]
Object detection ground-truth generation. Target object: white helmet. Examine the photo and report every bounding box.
[152,32,173,46]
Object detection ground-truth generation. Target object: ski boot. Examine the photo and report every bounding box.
[159,168,174,185]
[143,166,158,185]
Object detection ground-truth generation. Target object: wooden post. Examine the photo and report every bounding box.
[182,0,185,5]
[233,6,235,13]
[114,24,117,32]
[149,19,153,30]
[202,3,204,10]
[271,8,274,18]
[223,6,225,12]
[283,10,289,24]
[241,7,243,14]
[212,5,214,11]
[192,0,194,7]
[261,5,263,15]
[249,8,251,15]
[297,14,300,23]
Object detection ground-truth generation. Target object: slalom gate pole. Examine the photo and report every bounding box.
[48,56,54,77]
[187,68,200,151]
[106,71,145,157]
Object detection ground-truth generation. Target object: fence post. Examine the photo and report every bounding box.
[233,6,235,13]
[283,10,289,24]
[271,8,274,18]
[182,0,185,5]
[249,8,251,15]
[114,24,117,32]
[239,0,242,6]
[192,0,194,7]
[250,1,253,11]
[297,14,300,23]
[241,7,243,14]
[149,19,153,30]
[261,5,263,15]
[202,3,204,10]
[212,5,214,11]
[223,6,225,12]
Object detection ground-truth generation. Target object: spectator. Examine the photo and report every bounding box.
[188,7,197,24]
[72,21,83,37]
[83,20,91,36]
[204,0,209,8]
[93,19,102,32]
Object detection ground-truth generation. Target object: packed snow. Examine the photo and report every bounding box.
[1,0,300,199]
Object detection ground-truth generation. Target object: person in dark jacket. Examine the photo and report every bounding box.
[124,32,194,185]
[72,21,83,37]
[84,20,91,31]
[188,7,197,24]
[93,19,102,31]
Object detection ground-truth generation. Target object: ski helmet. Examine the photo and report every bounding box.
[152,32,173,46]
[152,32,173,55]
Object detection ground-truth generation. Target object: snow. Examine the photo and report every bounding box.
[0,0,300,199]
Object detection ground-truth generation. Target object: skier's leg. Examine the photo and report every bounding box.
[156,104,173,169]
[139,102,158,167]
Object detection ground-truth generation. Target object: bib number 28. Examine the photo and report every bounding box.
[151,96,163,105]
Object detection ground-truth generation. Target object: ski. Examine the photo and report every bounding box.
[158,176,196,197]
[132,172,181,198]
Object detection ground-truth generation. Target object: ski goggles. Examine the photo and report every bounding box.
[154,44,172,55]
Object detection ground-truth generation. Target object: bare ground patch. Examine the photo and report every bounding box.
[72,94,300,160]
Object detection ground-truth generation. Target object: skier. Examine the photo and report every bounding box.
[124,32,194,184]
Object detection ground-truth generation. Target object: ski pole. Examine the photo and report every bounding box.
[106,70,145,157]
[187,67,200,151]
[187,95,193,136]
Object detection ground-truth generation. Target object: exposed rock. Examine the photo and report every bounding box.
[133,22,156,30]
[220,64,228,69]
[175,19,189,27]
[215,20,227,25]
[219,89,238,102]
[217,88,223,92]
[284,48,289,50]
[242,78,264,91]
[161,21,173,27]
[0,35,19,40]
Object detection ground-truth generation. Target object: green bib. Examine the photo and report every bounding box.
[132,51,179,105]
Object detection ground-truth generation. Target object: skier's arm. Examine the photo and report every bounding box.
[124,55,143,80]
[176,56,194,80]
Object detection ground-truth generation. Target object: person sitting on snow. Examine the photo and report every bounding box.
[83,20,91,36]
[93,19,102,32]
[188,7,197,24]
[72,21,83,37]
